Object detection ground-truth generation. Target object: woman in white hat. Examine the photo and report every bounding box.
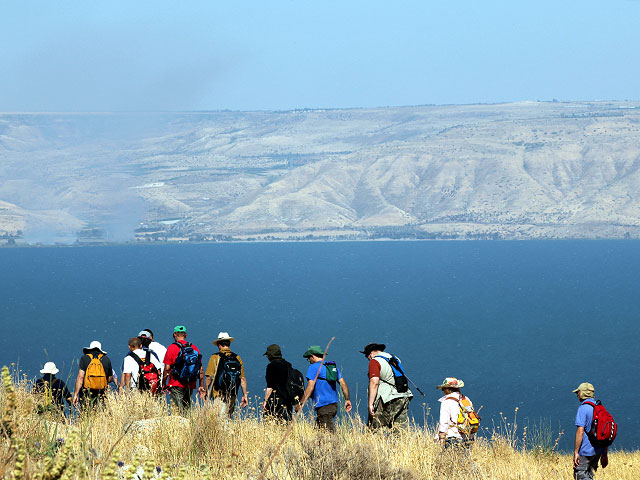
[33,362,72,415]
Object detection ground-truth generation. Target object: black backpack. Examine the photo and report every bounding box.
[171,342,202,384]
[284,363,305,404]
[375,355,409,393]
[213,352,242,395]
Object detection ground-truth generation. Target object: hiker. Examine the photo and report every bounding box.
[261,344,294,421]
[162,326,204,414]
[138,329,167,366]
[361,343,413,429]
[204,332,249,417]
[72,341,114,406]
[294,345,352,431]
[436,377,479,448]
[33,362,72,414]
[573,382,608,479]
[121,337,163,393]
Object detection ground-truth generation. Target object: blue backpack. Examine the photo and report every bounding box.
[375,355,409,393]
[171,342,202,384]
[213,352,242,395]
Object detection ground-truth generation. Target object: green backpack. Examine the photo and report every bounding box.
[323,361,338,383]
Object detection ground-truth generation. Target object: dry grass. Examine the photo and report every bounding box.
[1,365,639,479]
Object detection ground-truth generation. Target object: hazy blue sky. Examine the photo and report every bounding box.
[1,1,639,111]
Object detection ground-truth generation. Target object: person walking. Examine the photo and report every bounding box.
[33,362,72,415]
[121,337,163,393]
[436,377,478,448]
[72,341,113,407]
[361,342,413,430]
[204,332,248,417]
[138,329,167,366]
[573,382,608,479]
[162,326,204,414]
[294,345,352,431]
[261,344,293,421]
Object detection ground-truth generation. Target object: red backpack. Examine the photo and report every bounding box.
[584,400,617,448]
[129,351,160,394]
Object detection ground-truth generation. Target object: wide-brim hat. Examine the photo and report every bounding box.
[213,331,235,345]
[360,343,386,356]
[40,362,59,375]
[82,340,106,355]
[436,377,464,389]
[303,345,324,358]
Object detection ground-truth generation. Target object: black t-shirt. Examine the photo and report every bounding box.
[34,375,71,407]
[78,352,113,380]
[265,358,290,397]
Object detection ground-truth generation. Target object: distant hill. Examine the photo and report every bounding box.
[1,101,640,244]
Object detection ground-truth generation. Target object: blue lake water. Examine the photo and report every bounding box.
[0,241,637,450]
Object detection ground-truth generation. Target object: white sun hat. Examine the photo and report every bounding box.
[213,331,235,345]
[82,340,107,355]
[40,362,59,375]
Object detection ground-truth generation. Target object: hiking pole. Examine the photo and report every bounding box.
[406,375,425,396]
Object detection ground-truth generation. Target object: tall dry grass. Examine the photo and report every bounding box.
[1,365,639,479]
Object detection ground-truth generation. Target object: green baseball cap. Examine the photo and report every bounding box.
[174,325,187,333]
[303,345,324,358]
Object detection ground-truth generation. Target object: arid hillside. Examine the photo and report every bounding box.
[1,102,639,243]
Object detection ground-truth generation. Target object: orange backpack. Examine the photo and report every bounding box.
[84,353,107,390]
[448,394,481,435]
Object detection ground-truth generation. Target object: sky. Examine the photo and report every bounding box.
[1,1,639,112]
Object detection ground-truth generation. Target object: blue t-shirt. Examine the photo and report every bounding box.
[575,399,606,456]
[306,361,343,409]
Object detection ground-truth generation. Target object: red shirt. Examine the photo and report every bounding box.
[164,340,201,389]
[368,359,382,378]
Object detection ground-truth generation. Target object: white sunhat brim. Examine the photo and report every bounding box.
[83,341,106,354]
[40,364,59,375]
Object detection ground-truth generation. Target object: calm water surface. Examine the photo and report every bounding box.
[0,241,637,450]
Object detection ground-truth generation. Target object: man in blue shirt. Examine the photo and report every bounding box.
[573,382,608,480]
[294,345,352,431]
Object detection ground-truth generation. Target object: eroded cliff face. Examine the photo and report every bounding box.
[1,101,640,243]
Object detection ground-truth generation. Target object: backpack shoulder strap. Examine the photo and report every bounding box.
[583,400,596,408]
[128,351,144,367]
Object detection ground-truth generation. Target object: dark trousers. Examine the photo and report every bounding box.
[169,387,192,415]
[316,403,338,432]
[78,389,107,410]
[574,454,601,480]
[264,392,292,421]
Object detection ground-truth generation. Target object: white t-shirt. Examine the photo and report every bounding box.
[122,349,163,389]
[148,341,167,364]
